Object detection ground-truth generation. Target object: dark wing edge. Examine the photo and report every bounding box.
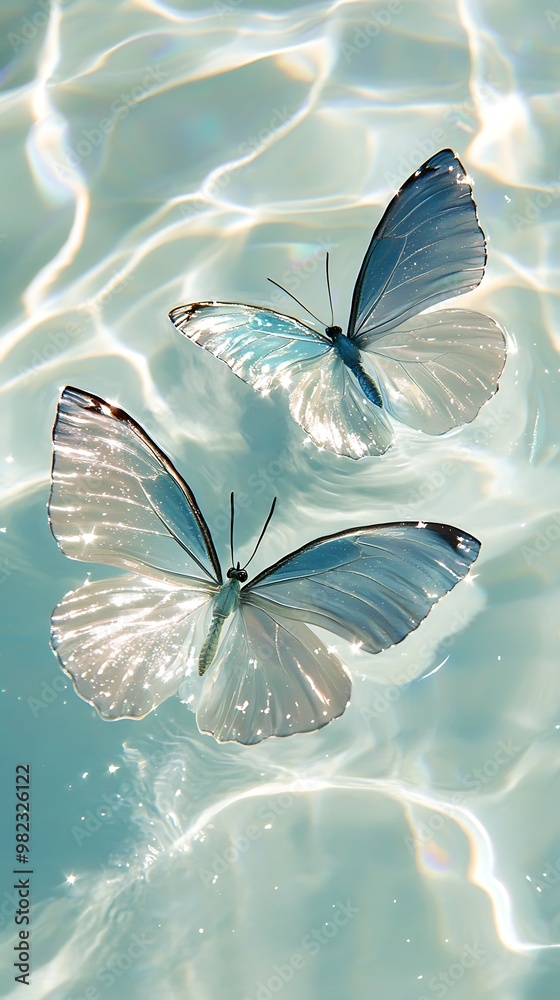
[48,386,223,584]
[168,301,332,345]
[346,148,487,339]
[244,520,481,590]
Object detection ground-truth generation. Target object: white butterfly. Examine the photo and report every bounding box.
[170,149,507,459]
[49,387,481,744]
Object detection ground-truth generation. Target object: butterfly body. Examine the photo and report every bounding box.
[329,327,384,408]
[170,148,507,459]
[198,576,241,676]
[49,386,482,744]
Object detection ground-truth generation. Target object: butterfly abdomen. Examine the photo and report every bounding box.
[331,331,383,409]
[198,578,241,676]
[198,614,226,676]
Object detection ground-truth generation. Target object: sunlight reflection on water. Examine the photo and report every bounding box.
[1,0,560,997]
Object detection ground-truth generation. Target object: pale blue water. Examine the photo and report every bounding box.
[1,1,560,997]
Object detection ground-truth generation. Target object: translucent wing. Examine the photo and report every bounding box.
[169,302,392,459]
[348,149,487,341]
[52,575,215,719]
[360,309,507,434]
[196,602,351,745]
[288,350,394,459]
[243,522,480,655]
[49,387,222,584]
[169,302,331,391]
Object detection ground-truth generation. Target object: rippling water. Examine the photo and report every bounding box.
[1,1,560,997]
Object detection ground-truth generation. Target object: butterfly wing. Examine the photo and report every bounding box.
[49,386,222,584]
[52,575,215,719]
[359,309,507,434]
[196,520,480,744]
[49,386,224,720]
[195,602,351,744]
[169,302,331,391]
[170,302,393,458]
[242,521,480,655]
[288,349,394,458]
[347,149,487,342]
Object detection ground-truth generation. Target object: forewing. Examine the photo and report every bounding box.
[244,522,480,655]
[196,603,351,745]
[49,387,221,583]
[52,575,215,719]
[360,309,507,434]
[288,350,394,459]
[169,302,331,391]
[348,149,486,340]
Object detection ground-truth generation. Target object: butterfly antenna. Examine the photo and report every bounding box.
[242,497,277,571]
[229,492,235,566]
[325,252,334,327]
[267,278,327,327]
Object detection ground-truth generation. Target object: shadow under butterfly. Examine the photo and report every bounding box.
[169,148,507,460]
[49,387,481,745]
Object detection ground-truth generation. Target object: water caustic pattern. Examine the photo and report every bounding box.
[1,0,560,998]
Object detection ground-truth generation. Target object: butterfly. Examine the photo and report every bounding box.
[169,148,507,460]
[48,386,481,745]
